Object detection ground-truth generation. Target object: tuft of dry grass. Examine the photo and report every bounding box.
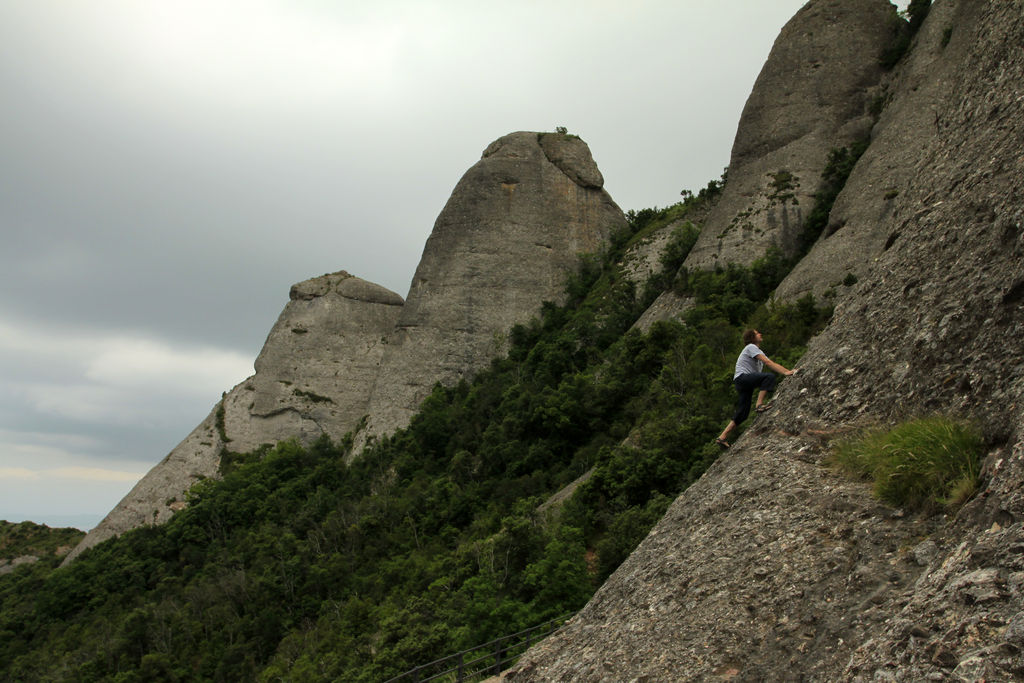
[831,416,983,512]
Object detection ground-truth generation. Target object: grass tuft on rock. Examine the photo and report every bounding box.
[832,416,983,511]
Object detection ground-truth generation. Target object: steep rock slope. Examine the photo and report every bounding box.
[509,432,940,681]
[65,272,402,563]
[682,0,894,272]
[357,131,624,447]
[780,0,1024,676]
[507,0,1024,680]
[623,203,712,333]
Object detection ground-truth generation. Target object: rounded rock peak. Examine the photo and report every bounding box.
[482,130,604,189]
[289,270,404,306]
[482,131,543,160]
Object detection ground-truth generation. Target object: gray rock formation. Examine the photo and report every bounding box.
[682,0,894,272]
[624,220,695,332]
[506,0,1024,680]
[357,132,624,447]
[632,290,692,332]
[37,0,1024,677]
[776,0,1024,445]
[621,208,709,333]
[64,271,402,563]
[68,129,625,558]
[224,272,404,453]
[775,0,961,302]
[776,4,1024,673]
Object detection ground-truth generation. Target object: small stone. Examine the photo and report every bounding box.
[952,653,998,681]
[931,647,959,668]
[1003,611,1024,644]
[909,625,930,639]
[913,540,940,567]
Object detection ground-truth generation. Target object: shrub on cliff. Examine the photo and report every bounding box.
[832,416,983,511]
[797,139,870,256]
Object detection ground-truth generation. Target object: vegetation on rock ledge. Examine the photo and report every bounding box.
[0,521,83,564]
[831,416,983,511]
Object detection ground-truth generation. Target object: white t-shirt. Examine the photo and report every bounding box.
[734,344,764,378]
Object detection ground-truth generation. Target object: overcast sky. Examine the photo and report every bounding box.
[0,1,908,530]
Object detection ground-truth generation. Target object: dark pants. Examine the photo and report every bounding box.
[732,372,776,424]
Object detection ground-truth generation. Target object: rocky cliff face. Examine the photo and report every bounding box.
[60,0,1024,673]
[357,131,624,447]
[507,0,1024,680]
[224,272,404,454]
[638,0,896,329]
[682,0,894,272]
[65,271,403,563]
[775,0,961,302]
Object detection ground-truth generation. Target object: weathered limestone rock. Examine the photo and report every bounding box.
[65,271,403,563]
[621,206,711,333]
[68,130,624,557]
[619,222,679,289]
[622,218,696,333]
[225,271,404,453]
[632,290,692,333]
[358,132,624,447]
[775,0,964,302]
[777,6,1024,674]
[682,0,895,272]
[509,1,1024,680]
[774,0,1024,444]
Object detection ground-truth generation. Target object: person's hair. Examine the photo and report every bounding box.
[742,329,759,345]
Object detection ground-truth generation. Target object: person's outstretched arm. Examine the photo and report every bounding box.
[756,353,796,376]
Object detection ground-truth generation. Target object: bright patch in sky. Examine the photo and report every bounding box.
[69,1,407,109]
[0,466,141,483]
[0,318,252,423]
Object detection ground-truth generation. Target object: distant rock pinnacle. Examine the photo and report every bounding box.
[356,131,625,449]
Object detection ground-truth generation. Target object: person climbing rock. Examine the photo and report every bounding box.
[715,329,796,448]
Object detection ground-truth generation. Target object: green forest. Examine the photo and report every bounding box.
[0,177,838,680]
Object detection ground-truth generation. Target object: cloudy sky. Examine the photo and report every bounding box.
[0,1,907,530]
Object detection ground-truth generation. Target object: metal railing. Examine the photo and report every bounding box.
[384,614,572,683]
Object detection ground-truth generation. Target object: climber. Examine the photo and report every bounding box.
[715,329,796,449]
